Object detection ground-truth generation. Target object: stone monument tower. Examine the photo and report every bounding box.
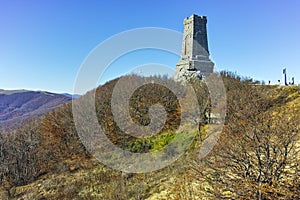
[174,14,214,82]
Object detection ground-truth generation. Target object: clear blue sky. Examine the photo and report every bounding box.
[0,0,299,94]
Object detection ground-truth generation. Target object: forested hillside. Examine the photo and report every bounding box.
[0,90,71,130]
[0,73,299,200]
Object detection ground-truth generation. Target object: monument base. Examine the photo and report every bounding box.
[174,57,214,82]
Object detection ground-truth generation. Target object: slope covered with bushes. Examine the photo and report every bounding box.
[0,73,299,199]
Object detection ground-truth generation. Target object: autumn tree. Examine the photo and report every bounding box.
[193,78,300,199]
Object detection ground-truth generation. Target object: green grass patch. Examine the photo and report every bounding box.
[125,131,196,154]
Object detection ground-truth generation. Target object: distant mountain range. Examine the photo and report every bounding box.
[0,89,77,131]
[60,93,81,99]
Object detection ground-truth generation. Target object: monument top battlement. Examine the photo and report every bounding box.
[184,15,207,24]
[186,14,206,19]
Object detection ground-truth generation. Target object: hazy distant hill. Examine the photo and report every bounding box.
[60,93,81,99]
[0,89,72,130]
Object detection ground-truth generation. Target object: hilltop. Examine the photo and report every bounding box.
[0,73,299,199]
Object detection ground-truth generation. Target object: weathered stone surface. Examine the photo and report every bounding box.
[174,14,214,82]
